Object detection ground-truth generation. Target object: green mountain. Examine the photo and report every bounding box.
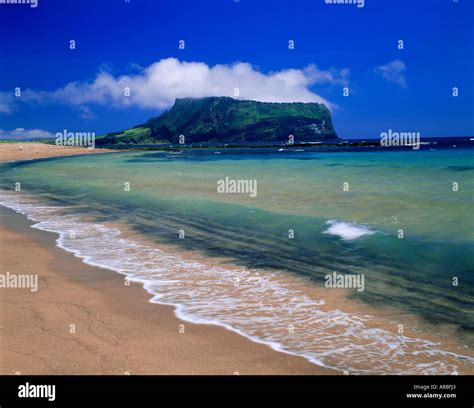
[96,97,339,146]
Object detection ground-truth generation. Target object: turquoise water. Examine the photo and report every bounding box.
[1,147,473,373]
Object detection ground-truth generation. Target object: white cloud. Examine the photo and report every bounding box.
[1,58,349,114]
[0,128,54,140]
[374,60,407,87]
[0,92,14,114]
[0,89,48,114]
[76,105,97,120]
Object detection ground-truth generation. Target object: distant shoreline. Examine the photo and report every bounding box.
[0,142,120,163]
[1,137,472,156]
[76,136,474,151]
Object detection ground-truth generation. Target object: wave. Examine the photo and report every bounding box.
[323,220,377,240]
[1,190,473,375]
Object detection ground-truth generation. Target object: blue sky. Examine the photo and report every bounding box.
[0,0,472,140]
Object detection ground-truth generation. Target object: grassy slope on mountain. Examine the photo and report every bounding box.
[96,97,338,146]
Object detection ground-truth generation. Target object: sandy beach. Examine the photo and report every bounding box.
[0,143,336,375]
[0,142,118,162]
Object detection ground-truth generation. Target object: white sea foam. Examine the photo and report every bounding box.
[324,220,376,240]
[1,190,473,375]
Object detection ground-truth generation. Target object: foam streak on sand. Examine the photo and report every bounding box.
[2,190,473,375]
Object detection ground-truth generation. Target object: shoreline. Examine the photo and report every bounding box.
[0,205,337,375]
[0,142,119,162]
[4,199,473,376]
[0,142,338,374]
[1,143,472,375]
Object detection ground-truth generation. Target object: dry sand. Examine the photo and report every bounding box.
[0,145,337,375]
[0,142,118,162]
